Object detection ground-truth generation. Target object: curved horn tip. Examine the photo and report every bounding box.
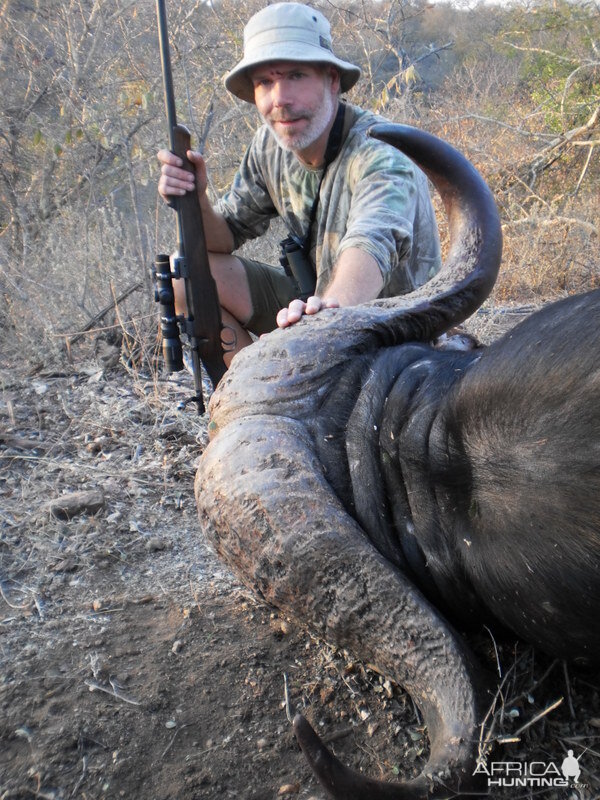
[292,713,323,757]
[293,713,353,795]
[292,713,433,800]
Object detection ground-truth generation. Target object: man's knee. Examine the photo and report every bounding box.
[208,252,253,325]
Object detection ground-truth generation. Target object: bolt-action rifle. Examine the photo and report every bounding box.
[153,0,228,414]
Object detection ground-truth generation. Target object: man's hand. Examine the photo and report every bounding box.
[157,148,235,254]
[276,296,340,328]
[157,149,207,204]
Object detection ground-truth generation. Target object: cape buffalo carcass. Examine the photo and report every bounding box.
[195,124,600,799]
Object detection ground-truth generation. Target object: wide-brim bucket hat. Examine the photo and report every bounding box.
[225,3,361,104]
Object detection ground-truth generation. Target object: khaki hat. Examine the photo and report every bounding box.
[225,3,361,104]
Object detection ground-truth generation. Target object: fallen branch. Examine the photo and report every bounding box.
[528,105,600,185]
[67,281,143,347]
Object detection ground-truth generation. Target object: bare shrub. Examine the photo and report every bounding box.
[0,0,598,368]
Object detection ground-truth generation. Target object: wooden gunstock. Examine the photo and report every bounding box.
[171,124,226,393]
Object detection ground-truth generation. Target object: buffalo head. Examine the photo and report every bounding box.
[195,124,599,798]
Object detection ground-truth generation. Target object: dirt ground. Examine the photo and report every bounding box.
[1,313,599,800]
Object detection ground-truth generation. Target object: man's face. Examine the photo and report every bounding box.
[249,61,340,155]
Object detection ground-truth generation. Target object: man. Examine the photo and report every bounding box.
[158,2,441,364]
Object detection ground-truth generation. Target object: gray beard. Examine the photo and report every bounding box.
[266,91,335,154]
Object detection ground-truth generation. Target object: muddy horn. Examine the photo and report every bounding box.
[287,126,502,798]
[197,126,502,799]
[198,415,491,800]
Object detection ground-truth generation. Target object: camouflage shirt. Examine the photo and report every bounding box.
[215,104,441,297]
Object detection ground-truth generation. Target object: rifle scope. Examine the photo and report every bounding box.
[153,253,184,372]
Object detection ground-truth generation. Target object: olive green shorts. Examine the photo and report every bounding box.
[238,257,298,336]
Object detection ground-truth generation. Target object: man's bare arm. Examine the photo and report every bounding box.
[276,247,383,328]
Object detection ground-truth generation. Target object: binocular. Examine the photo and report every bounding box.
[279,235,316,302]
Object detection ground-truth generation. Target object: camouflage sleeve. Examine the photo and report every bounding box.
[337,146,422,289]
[214,133,278,250]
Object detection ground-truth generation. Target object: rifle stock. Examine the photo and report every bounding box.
[155,0,226,414]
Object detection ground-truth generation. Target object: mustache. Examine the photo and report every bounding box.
[268,111,310,123]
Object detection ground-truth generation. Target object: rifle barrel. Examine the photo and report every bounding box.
[154,0,227,413]
[156,0,178,150]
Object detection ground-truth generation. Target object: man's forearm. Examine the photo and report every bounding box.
[199,196,236,254]
[276,248,385,328]
[322,247,384,306]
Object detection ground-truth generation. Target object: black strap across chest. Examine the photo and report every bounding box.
[278,102,349,300]
[301,100,347,252]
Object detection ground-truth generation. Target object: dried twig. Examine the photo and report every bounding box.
[511,697,564,739]
[573,144,595,198]
[477,660,518,759]
[283,672,293,724]
[563,661,577,720]
[69,755,88,798]
[484,625,502,678]
[85,679,141,706]
[503,215,598,236]
[161,723,193,759]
